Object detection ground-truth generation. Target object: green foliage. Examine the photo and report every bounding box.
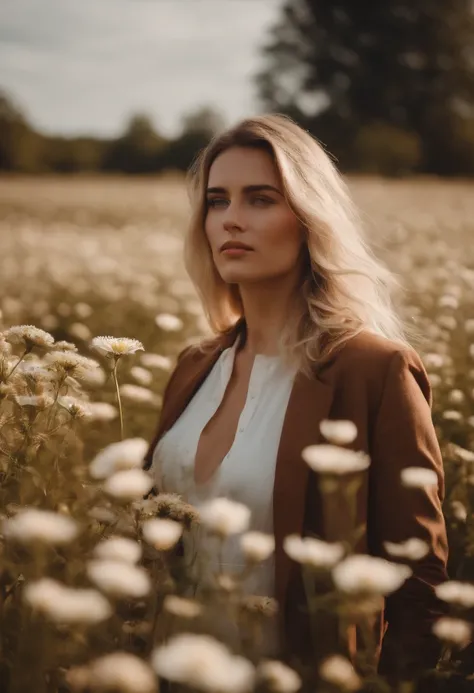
[353,123,423,176]
[256,0,474,175]
[0,92,224,176]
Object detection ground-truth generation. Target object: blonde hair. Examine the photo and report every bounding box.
[183,113,415,377]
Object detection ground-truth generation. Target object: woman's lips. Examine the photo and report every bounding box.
[221,248,253,256]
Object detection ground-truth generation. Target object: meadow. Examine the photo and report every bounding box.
[0,174,474,693]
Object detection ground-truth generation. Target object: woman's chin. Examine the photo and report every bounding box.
[220,270,253,284]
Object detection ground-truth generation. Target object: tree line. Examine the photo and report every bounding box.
[0,94,224,175]
[2,0,474,177]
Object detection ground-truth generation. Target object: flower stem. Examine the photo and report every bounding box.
[5,348,29,380]
[302,566,320,659]
[45,375,66,431]
[112,358,124,440]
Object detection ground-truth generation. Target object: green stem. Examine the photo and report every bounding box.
[302,566,320,659]
[112,359,124,441]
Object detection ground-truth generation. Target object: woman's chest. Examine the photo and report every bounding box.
[193,362,251,485]
[154,357,296,511]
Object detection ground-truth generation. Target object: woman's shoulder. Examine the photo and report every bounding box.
[327,329,426,380]
[323,329,431,411]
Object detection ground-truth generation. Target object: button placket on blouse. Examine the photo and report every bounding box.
[238,360,263,433]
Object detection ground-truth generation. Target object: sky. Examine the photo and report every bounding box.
[0,0,285,139]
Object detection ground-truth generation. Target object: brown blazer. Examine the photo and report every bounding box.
[143,318,449,680]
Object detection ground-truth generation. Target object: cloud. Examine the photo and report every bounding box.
[0,0,283,137]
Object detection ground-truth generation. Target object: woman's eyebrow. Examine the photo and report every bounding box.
[206,184,283,196]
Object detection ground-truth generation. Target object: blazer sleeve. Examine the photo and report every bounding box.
[370,348,450,679]
[142,344,193,472]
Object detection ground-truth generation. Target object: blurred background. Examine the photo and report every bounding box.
[2,0,474,177]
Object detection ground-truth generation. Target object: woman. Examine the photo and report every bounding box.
[143,114,449,682]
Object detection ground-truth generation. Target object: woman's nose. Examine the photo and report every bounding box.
[223,205,245,231]
[223,219,243,232]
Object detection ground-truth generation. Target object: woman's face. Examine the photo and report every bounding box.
[204,146,305,287]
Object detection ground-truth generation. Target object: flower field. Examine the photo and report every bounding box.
[1,174,474,693]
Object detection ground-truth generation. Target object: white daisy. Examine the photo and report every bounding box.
[257,660,302,693]
[119,384,161,407]
[423,353,445,370]
[435,581,474,608]
[86,401,118,422]
[3,325,55,350]
[319,655,360,692]
[302,444,370,475]
[319,420,357,445]
[438,295,459,310]
[442,410,463,422]
[199,497,251,537]
[400,467,438,488]
[284,535,344,569]
[332,555,412,596]
[432,617,471,646]
[91,336,144,357]
[130,366,153,387]
[154,314,183,332]
[87,652,157,693]
[24,578,111,624]
[3,508,79,546]
[74,302,93,319]
[89,438,149,479]
[140,353,172,371]
[69,323,92,341]
[451,500,468,522]
[383,538,429,561]
[87,560,151,599]
[142,517,183,551]
[448,389,465,405]
[240,531,275,563]
[151,633,255,693]
[163,595,202,619]
[103,469,153,501]
[93,536,142,564]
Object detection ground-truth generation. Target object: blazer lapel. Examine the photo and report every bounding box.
[146,321,244,465]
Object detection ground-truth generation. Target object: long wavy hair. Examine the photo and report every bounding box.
[183,113,415,377]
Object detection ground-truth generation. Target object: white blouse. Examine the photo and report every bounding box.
[151,332,298,655]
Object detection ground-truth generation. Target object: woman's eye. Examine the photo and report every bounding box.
[207,198,227,208]
[206,196,273,208]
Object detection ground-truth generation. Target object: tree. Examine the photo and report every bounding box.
[180,106,226,139]
[0,91,44,172]
[255,0,474,174]
[104,114,166,173]
[43,136,108,173]
[159,106,226,172]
